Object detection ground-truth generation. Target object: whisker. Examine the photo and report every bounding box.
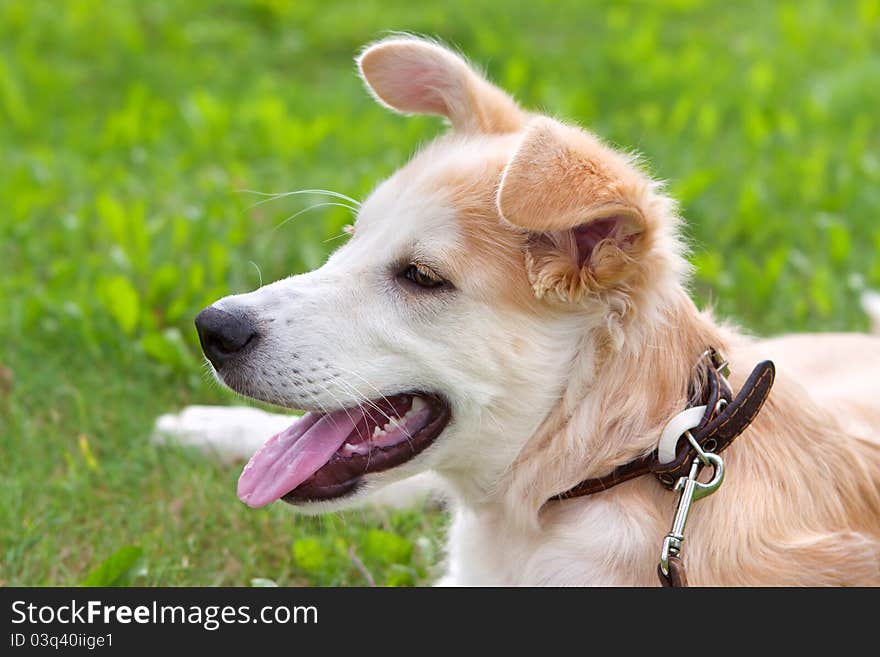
[303,388,332,420]
[248,260,263,288]
[323,232,352,244]
[333,377,416,442]
[332,366,395,407]
[239,188,361,210]
[312,380,359,431]
[331,369,417,452]
[272,202,358,232]
[329,380,385,472]
[242,187,361,206]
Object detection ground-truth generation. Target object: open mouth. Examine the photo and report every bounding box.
[237,393,450,507]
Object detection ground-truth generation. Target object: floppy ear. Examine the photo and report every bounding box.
[497,117,656,302]
[357,37,526,133]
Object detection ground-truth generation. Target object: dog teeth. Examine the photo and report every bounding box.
[341,442,369,456]
[367,398,428,446]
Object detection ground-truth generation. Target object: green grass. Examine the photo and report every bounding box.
[2,0,878,586]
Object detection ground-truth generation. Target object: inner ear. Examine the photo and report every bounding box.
[522,211,647,302]
[519,206,645,273]
[572,210,644,267]
[572,218,619,268]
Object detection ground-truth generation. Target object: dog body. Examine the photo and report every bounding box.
[443,331,880,586]
[159,38,880,585]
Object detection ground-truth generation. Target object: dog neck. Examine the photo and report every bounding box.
[494,285,730,529]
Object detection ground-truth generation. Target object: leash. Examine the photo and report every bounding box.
[550,348,776,587]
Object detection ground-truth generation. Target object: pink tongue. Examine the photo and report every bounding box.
[237,407,364,508]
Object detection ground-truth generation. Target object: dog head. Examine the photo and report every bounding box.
[196,37,687,512]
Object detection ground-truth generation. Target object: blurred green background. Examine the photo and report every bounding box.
[1,0,878,586]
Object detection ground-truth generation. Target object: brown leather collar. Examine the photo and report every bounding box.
[551,348,776,587]
[548,349,775,586]
[551,350,775,501]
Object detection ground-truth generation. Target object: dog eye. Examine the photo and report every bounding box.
[401,264,447,289]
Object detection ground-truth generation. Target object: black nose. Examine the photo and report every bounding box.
[194,306,258,367]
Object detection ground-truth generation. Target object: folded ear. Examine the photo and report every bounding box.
[357,37,526,134]
[497,117,658,302]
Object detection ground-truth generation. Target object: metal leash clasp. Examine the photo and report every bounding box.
[658,433,725,577]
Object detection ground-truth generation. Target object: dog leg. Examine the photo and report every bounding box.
[864,290,880,335]
[362,471,446,510]
[152,405,294,464]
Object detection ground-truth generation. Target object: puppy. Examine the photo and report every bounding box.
[158,38,880,585]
